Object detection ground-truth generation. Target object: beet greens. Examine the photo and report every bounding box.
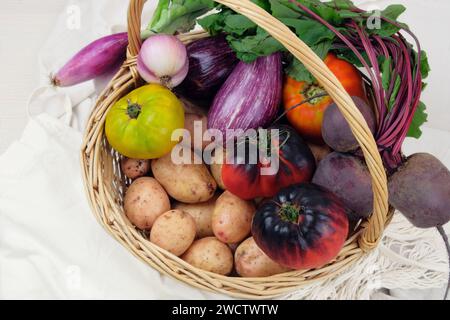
[287,0,428,172]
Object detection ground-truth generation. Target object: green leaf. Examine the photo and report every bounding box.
[336,48,369,68]
[419,50,430,79]
[224,15,257,35]
[148,0,215,34]
[227,28,284,63]
[382,4,406,20]
[269,0,301,18]
[388,75,401,110]
[252,0,271,12]
[381,57,392,91]
[286,58,315,83]
[286,40,332,82]
[407,101,428,139]
[279,18,335,46]
[367,4,408,37]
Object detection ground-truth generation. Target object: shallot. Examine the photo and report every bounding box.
[137,34,189,88]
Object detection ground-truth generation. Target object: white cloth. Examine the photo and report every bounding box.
[1,0,450,300]
[0,114,229,300]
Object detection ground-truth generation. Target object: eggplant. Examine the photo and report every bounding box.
[207,53,283,138]
[182,36,238,99]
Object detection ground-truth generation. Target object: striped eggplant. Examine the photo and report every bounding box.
[207,53,283,138]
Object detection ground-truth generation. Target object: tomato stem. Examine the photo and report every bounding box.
[279,203,302,223]
[273,93,329,125]
[127,99,142,119]
[303,84,327,104]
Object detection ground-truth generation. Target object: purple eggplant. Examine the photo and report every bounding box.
[52,32,128,87]
[182,36,238,99]
[207,53,283,137]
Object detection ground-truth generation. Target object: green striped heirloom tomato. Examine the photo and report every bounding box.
[105,84,185,159]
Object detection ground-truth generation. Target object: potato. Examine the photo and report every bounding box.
[124,177,170,230]
[210,148,226,190]
[121,158,150,180]
[174,195,218,239]
[152,153,217,204]
[150,210,196,256]
[212,191,255,244]
[235,237,291,277]
[183,114,208,150]
[182,237,233,275]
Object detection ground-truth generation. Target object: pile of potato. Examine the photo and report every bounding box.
[121,139,291,277]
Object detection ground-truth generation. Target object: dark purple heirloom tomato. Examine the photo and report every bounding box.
[252,183,349,270]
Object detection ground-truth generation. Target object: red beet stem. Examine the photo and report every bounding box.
[288,0,425,172]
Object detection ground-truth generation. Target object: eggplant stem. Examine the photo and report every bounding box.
[437,225,450,300]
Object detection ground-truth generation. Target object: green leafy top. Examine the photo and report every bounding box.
[198,0,430,139]
[144,0,215,36]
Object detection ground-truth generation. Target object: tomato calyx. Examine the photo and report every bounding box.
[302,84,327,105]
[277,202,304,224]
[127,99,142,119]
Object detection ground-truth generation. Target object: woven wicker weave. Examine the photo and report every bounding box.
[81,0,394,299]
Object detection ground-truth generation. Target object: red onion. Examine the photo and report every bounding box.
[52,32,128,87]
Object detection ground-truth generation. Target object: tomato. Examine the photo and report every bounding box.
[105,84,184,159]
[252,183,349,270]
[283,53,366,143]
[222,125,316,200]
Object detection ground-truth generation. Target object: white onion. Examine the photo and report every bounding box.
[137,34,189,88]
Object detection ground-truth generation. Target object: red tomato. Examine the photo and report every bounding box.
[222,125,316,200]
[283,53,366,143]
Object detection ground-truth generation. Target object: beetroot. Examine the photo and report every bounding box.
[322,97,376,152]
[313,152,373,220]
[389,153,450,299]
[389,153,450,228]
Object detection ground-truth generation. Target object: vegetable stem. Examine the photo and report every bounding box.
[127,99,142,119]
[288,0,426,171]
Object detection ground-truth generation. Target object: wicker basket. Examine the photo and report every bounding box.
[81,0,394,299]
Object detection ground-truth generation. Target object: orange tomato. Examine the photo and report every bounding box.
[283,53,366,143]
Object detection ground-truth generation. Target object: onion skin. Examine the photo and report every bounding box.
[182,36,238,99]
[52,32,128,87]
[137,34,188,88]
[207,53,283,138]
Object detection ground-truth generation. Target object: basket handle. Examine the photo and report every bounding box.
[126,0,390,251]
